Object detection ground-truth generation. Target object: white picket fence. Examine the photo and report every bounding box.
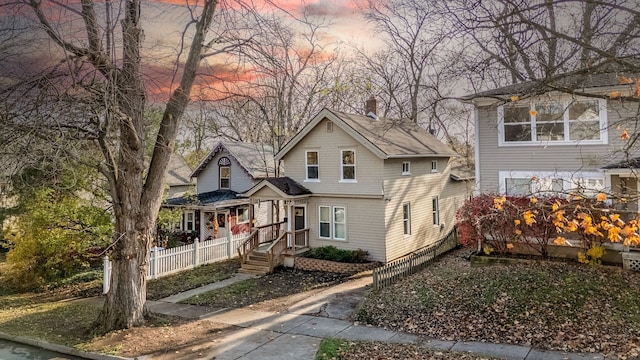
[102,232,248,294]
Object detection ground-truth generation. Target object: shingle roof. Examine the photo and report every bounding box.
[191,141,278,179]
[261,177,312,196]
[165,154,193,186]
[165,189,240,206]
[330,110,458,158]
[450,163,475,181]
[464,68,638,100]
[277,108,457,161]
[601,157,640,170]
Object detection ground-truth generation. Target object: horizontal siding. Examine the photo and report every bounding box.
[281,118,385,196]
[306,197,387,262]
[383,163,465,261]
[477,100,636,193]
[196,150,255,194]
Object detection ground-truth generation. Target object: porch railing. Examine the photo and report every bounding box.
[237,229,259,263]
[291,228,309,248]
[237,221,287,263]
[266,232,288,271]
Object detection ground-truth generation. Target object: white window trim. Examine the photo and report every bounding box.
[432,197,440,226]
[305,150,320,182]
[402,161,411,175]
[431,160,439,173]
[498,170,605,196]
[185,210,195,232]
[236,207,250,224]
[318,205,347,241]
[403,202,411,235]
[497,97,608,147]
[219,166,231,189]
[319,205,331,239]
[340,149,357,183]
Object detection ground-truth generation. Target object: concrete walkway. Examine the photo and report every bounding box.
[144,273,607,360]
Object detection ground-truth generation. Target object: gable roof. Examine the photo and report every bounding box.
[242,177,312,199]
[165,154,194,186]
[191,141,278,179]
[276,108,457,161]
[463,69,638,101]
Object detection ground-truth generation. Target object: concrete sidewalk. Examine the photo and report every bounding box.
[145,273,607,360]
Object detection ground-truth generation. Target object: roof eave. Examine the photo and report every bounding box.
[386,153,456,159]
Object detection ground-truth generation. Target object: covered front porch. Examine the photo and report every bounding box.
[237,177,313,274]
[602,159,640,222]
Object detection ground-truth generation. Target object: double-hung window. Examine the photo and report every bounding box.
[185,211,195,232]
[432,197,440,226]
[499,98,606,145]
[402,161,411,175]
[306,150,319,180]
[499,171,604,197]
[403,203,411,235]
[319,205,346,240]
[219,166,230,189]
[341,150,356,181]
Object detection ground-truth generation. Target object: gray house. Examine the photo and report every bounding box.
[464,71,639,213]
[243,103,471,265]
[164,141,279,241]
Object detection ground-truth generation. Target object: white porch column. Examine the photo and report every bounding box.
[287,201,293,247]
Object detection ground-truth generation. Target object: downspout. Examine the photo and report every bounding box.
[474,105,482,254]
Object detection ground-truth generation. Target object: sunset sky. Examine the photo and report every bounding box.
[134,0,376,101]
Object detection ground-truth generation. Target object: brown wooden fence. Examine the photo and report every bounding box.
[373,228,459,290]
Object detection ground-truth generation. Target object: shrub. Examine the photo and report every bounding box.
[306,246,369,263]
[4,189,112,290]
[457,193,616,259]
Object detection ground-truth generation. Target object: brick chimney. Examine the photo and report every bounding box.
[365,95,377,117]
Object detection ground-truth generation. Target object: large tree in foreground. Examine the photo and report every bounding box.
[1,0,219,331]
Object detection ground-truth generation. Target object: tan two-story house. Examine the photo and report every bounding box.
[243,103,470,263]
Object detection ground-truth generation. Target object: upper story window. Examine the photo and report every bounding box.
[499,98,607,146]
[306,150,319,181]
[341,149,356,181]
[431,160,438,173]
[402,161,411,175]
[219,157,231,189]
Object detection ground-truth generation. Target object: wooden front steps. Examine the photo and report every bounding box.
[239,250,271,275]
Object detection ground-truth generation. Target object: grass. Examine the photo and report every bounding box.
[316,338,349,360]
[182,267,350,308]
[0,257,241,349]
[146,259,239,300]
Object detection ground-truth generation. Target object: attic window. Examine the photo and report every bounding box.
[326,121,333,132]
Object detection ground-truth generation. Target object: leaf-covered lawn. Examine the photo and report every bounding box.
[146,259,240,300]
[317,340,498,360]
[356,250,640,358]
[182,267,351,308]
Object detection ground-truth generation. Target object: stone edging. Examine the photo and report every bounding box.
[294,256,378,273]
[0,331,134,360]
